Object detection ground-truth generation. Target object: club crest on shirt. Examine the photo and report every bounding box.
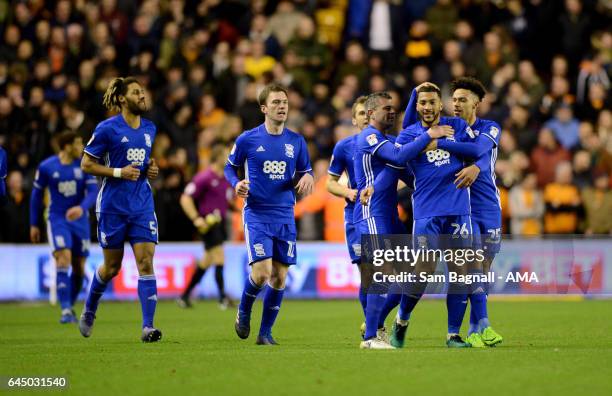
[466,126,475,139]
[73,168,83,179]
[366,133,378,146]
[489,126,499,138]
[144,133,152,147]
[52,171,60,178]
[285,144,294,158]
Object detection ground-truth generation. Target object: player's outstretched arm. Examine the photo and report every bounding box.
[375,125,452,165]
[326,174,357,202]
[81,153,140,180]
[437,134,493,159]
[454,137,496,188]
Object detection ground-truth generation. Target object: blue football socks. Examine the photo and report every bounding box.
[259,286,285,337]
[137,275,157,328]
[85,268,107,313]
[238,275,263,316]
[446,291,468,334]
[378,293,401,329]
[56,267,72,310]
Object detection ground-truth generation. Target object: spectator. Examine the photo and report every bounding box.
[530,128,572,188]
[267,1,305,47]
[244,39,276,80]
[573,150,594,189]
[582,171,612,234]
[543,161,582,234]
[0,170,30,242]
[559,0,592,72]
[518,60,546,107]
[509,173,545,235]
[425,0,458,42]
[544,104,580,150]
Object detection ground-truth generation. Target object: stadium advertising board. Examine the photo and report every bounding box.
[0,239,610,301]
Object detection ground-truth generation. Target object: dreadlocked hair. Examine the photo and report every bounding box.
[102,76,140,112]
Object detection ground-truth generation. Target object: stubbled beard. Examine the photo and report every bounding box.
[126,100,146,115]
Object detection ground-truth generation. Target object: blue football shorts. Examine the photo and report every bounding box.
[96,212,159,249]
[243,222,297,265]
[47,215,91,257]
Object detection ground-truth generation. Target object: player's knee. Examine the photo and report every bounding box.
[104,263,122,278]
[251,268,271,285]
[269,274,286,289]
[54,249,72,265]
[136,256,154,275]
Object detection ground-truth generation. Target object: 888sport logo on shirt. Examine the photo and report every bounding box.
[126,148,146,165]
[425,149,451,167]
[262,160,286,180]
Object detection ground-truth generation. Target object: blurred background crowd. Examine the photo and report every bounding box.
[0,0,610,244]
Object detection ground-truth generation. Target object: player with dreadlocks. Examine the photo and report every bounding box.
[79,77,162,342]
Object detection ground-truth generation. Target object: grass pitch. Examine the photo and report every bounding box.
[1,299,611,396]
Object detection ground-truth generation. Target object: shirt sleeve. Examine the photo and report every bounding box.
[328,140,347,176]
[474,137,496,170]
[84,125,109,159]
[227,133,247,167]
[32,166,49,190]
[30,166,48,226]
[480,122,502,147]
[296,135,312,173]
[375,133,432,166]
[80,174,99,211]
[395,129,415,145]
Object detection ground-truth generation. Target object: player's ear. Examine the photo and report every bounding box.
[351,118,357,126]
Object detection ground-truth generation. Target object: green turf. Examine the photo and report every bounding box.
[1,299,611,396]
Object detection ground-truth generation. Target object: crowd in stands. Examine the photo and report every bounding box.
[0,0,610,243]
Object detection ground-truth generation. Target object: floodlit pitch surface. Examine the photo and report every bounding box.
[1,299,611,395]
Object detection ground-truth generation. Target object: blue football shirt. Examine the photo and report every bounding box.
[328,134,357,224]
[33,156,97,220]
[353,126,409,222]
[84,114,156,215]
[397,116,475,219]
[227,123,312,224]
[470,118,502,214]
